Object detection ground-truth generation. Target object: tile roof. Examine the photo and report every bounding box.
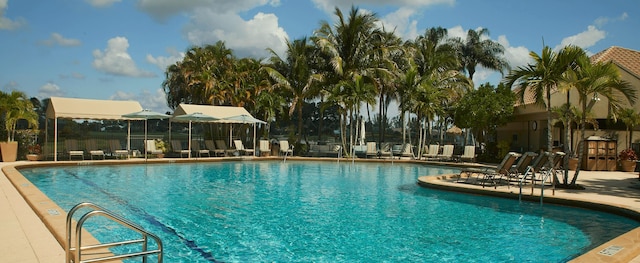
[590,46,640,79]
[515,46,640,107]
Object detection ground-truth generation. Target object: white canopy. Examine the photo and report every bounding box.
[173,104,262,156]
[46,97,144,161]
[173,104,256,123]
[46,97,143,120]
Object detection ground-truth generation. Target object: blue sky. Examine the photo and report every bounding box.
[1,0,638,114]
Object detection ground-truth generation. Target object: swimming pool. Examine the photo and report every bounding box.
[20,161,639,262]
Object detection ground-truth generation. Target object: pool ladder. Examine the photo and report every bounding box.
[66,202,163,263]
[518,166,556,205]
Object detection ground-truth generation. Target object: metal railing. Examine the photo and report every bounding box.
[66,202,163,263]
[518,166,556,205]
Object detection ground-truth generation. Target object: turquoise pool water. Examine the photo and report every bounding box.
[20,161,639,262]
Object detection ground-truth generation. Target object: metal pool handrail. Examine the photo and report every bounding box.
[66,202,163,263]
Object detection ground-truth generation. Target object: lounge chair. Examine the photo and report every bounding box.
[259,140,270,156]
[85,139,105,160]
[422,144,439,160]
[459,145,475,162]
[437,145,454,161]
[215,140,236,156]
[365,142,378,158]
[399,143,415,159]
[502,152,538,187]
[458,152,520,188]
[279,140,293,156]
[191,140,210,158]
[65,139,84,160]
[234,139,255,156]
[145,140,163,157]
[171,140,190,158]
[379,143,393,158]
[108,139,128,159]
[205,140,225,157]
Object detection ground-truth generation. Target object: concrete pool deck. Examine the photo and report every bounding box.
[2,157,640,262]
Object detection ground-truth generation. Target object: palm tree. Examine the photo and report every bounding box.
[163,42,236,109]
[0,90,38,142]
[263,37,322,145]
[313,6,387,145]
[568,54,636,185]
[505,45,584,180]
[452,28,509,80]
[617,108,640,149]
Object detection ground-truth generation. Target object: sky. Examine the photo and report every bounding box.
[1,0,638,114]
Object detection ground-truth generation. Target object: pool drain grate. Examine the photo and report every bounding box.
[598,245,623,256]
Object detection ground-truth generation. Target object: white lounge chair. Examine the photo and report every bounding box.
[279,140,293,156]
[145,140,163,157]
[437,144,454,161]
[365,142,378,158]
[399,143,415,159]
[379,143,393,158]
[422,144,439,160]
[459,145,475,162]
[234,139,255,156]
[259,140,270,156]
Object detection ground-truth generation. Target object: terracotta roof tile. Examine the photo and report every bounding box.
[591,46,640,79]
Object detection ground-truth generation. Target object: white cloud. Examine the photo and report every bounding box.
[0,0,26,30]
[497,35,530,70]
[110,89,169,113]
[311,0,454,15]
[86,0,121,8]
[38,83,65,99]
[595,12,628,27]
[92,36,156,77]
[40,33,82,47]
[146,47,185,71]
[379,7,418,40]
[185,10,288,58]
[137,0,281,21]
[555,25,605,51]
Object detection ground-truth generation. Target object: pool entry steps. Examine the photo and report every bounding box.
[66,202,163,263]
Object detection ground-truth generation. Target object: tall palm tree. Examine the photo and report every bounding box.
[453,28,509,80]
[617,108,640,149]
[568,54,636,185]
[162,42,236,109]
[505,45,584,178]
[263,37,322,144]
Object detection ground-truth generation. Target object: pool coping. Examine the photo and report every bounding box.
[418,174,640,263]
[3,157,640,262]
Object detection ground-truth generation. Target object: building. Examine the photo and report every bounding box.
[497,46,640,156]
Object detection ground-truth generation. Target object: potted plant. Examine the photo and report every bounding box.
[26,143,42,161]
[155,139,167,158]
[618,148,638,172]
[0,91,38,162]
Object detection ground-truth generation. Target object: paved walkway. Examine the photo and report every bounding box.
[2,158,640,262]
[0,161,64,262]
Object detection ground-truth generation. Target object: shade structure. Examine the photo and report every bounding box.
[172,112,219,158]
[122,109,171,159]
[446,125,462,134]
[45,97,143,161]
[223,114,266,124]
[223,114,266,157]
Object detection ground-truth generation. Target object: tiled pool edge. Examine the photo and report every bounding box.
[417,174,640,263]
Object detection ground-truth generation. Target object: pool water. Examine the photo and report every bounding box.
[20,161,639,262]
